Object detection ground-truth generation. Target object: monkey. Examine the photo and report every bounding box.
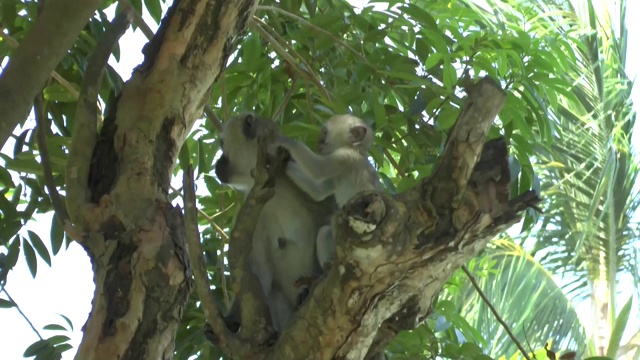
[212,113,336,335]
[270,114,383,267]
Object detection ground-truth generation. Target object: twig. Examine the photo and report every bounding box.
[203,106,223,132]
[256,6,374,68]
[197,207,230,308]
[183,164,239,354]
[66,7,133,226]
[250,17,331,101]
[221,74,228,121]
[118,0,154,39]
[272,73,300,122]
[461,265,531,360]
[382,148,403,178]
[34,95,74,232]
[2,288,43,340]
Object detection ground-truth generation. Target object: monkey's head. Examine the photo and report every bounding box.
[215,113,279,192]
[319,114,374,155]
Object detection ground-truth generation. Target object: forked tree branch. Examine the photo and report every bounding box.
[66,7,133,229]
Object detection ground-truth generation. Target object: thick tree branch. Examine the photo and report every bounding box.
[118,1,225,133]
[261,77,539,360]
[429,77,507,205]
[0,0,102,149]
[66,8,133,229]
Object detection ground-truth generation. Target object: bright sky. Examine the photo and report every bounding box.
[1,1,639,359]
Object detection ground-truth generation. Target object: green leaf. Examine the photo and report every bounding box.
[43,84,77,103]
[43,324,67,331]
[423,52,442,71]
[606,296,633,358]
[0,298,15,308]
[46,335,71,345]
[23,339,50,357]
[143,0,162,23]
[50,214,64,255]
[57,314,74,331]
[178,142,191,170]
[0,165,14,188]
[22,237,38,278]
[304,0,316,16]
[442,61,456,90]
[28,230,51,267]
[5,236,21,270]
[13,128,30,157]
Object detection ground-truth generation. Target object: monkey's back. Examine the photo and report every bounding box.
[334,156,383,207]
[252,172,336,329]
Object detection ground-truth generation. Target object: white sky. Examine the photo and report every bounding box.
[1,1,639,359]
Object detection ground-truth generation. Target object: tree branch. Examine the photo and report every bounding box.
[183,164,245,355]
[462,265,531,360]
[34,94,83,241]
[1,288,43,340]
[0,0,102,149]
[66,7,133,229]
[262,77,539,360]
[226,133,286,346]
[204,106,224,132]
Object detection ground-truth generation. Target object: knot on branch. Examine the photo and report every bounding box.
[344,192,386,238]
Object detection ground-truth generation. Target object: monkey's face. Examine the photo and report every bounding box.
[318,116,351,155]
[214,113,278,192]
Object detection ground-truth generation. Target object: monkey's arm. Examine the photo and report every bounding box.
[272,136,343,181]
[286,162,335,201]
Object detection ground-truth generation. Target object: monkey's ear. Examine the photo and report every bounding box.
[349,125,368,144]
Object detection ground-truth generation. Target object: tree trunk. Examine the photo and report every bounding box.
[64,1,259,359]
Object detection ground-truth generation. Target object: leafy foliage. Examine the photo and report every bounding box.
[0,0,637,359]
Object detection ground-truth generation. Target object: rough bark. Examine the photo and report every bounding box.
[63,0,260,359]
[0,0,102,149]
